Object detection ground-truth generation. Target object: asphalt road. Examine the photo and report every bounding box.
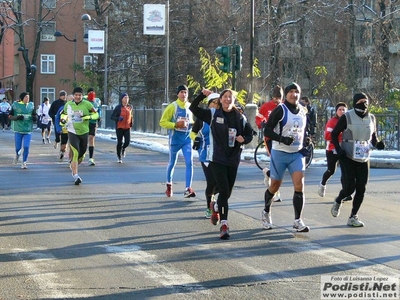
[0,129,399,300]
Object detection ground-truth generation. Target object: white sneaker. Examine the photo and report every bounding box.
[262,168,270,187]
[318,182,326,197]
[262,210,273,230]
[21,162,27,169]
[347,215,364,227]
[331,201,342,217]
[13,150,21,164]
[293,219,310,232]
[273,190,282,202]
[73,174,82,185]
[88,158,95,166]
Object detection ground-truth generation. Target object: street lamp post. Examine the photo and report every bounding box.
[54,31,77,82]
[18,47,37,98]
[81,13,108,106]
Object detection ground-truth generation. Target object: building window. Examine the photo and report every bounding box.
[41,55,56,74]
[42,0,56,9]
[84,55,98,69]
[41,87,56,103]
[41,22,56,41]
[84,0,96,10]
[356,23,374,46]
[134,54,147,65]
[359,57,371,78]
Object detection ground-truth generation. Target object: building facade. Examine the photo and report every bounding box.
[0,0,98,107]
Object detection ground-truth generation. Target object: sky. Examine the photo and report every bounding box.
[96,130,400,166]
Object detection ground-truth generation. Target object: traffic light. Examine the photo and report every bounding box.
[234,45,242,71]
[215,46,231,73]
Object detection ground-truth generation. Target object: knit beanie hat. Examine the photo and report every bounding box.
[284,82,301,96]
[353,92,368,106]
[59,90,67,96]
[19,92,29,100]
[335,102,347,112]
[120,93,128,101]
[72,87,84,94]
[177,85,188,94]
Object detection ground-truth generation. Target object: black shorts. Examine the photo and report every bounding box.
[41,121,52,130]
[61,133,68,145]
[89,122,97,136]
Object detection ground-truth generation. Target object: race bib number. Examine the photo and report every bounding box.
[353,140,370,160]
[72,111,83,122]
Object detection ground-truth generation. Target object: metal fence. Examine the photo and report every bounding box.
[315,111,400,150]
[102,107,400,150]
[104,107,164,133]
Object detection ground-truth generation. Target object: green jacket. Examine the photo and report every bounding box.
[10,101,36,133]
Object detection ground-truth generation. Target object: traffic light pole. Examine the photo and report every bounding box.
[232,29,237,91]
[215,29,242,90]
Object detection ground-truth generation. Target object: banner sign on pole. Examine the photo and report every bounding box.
[143,4,166,35]
[88,30,105,54]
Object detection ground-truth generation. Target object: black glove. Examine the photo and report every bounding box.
[298,147,310,157]
[376,141,385,150]
[336,147,346,159]
[16,115,24,120]
[280,136,295,146]
[192,136,201,150]
[303,136,312,147]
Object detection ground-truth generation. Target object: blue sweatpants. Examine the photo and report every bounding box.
[166,142,193,188]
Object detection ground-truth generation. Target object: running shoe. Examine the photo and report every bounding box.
[13,150,21,164]
[343,195,353,201]
[74,175,82,185]
[88,158,96,166]
[59,151,64,161]
[21,162,27,169]
[122,148,126,158]
[273,191,282,202]
[220,222,230,239]
[205,208,212,219]
[117,159,122,163]
[262,167,270,187]
[184,187,196,198]
[210,201,219,225]
[318,182,326,197]
[293,219,310,232]
[347,215,364,227]
[261,210,273,230]
[165,183,173,197]
[331,201,342,217]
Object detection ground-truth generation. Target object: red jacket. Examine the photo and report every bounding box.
[325,116,343,151]
[255,100,278,129]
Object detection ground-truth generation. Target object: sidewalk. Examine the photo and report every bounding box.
[97,129,400,169]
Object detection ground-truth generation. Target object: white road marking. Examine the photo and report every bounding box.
[12,248,91,299]
[104,245,210,295]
